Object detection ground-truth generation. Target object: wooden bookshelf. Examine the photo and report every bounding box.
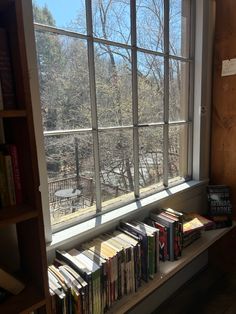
[0,281,46,314]
[108,224,235,314]
[0,110,27,118]
[0,0,50,313]
[0,205,39,227]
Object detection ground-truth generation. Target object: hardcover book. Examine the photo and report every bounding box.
[207,185,232,216]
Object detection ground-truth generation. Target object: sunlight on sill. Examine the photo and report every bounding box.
[47,179,207,252]
[51,177,184,231]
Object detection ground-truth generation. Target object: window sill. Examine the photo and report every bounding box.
[46,179,208,257]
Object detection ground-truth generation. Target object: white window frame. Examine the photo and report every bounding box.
[21,0,215,248]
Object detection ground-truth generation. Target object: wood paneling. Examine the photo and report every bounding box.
[211,0,236,219]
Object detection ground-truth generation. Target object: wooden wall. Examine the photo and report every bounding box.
[211,0,236,219]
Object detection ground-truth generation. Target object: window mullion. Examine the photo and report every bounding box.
[86,0,102,212]
[131,0,139,198]
[163,0,170,188]
[188,0,196,178]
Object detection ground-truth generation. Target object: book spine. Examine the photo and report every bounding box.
[4,155,16,205]
[0,80,5,144]
[0,152,10,207]
[8,144,22,204]
[0,29,16,109]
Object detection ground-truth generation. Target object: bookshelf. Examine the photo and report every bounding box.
[0,0,50,313]
[108,224,235,314]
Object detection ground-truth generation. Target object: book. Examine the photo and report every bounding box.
[113,230,142,291]
[207,185,232,216]
[82,238,116,309]
[183,217,204,234]
[120,221,149,282]
[7,144,22,205]
[146,218,168,261]
[80,248,108,313]
[0,28,16,109]
[68,249,102,314]
[55,250,92,314]
[99,234,127,298]
[0,151,10,207]
[158,211,182,259]
[132,221,159,277]
[55,261,88,314]
[4,155,16,205]
[0,79,5,144]
[150,212,175,261]
[183,212,215,230]
[0,144,22,206]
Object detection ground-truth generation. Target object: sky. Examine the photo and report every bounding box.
[33,0,84,26]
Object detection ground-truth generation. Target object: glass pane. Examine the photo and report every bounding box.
[35,32,91,130]
[45,133,96,226]
[95,44,132,127]
[168,124,188,182]
[138,52,164,123]
[92,0,130,44]
[99,129,134,207]
[33,0,87,34]
[169,0,191,58]
[136,0,164,52]
[139,127,163,196]
[169,60,189,122]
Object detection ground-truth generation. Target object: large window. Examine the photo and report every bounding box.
[33,0,193,228]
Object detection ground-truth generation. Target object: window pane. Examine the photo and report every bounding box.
[99,129,134,208]
[46,133,95,226]
[136,0,164,52]
[168,124,188,183]
[138,52,164,123]
[33,0,87,34]
[95,44,132,127]
[139,127,163,196]
[92,0,130,44]
[35,32,91,130]
[169,60,189,122]
[169,0,190,58]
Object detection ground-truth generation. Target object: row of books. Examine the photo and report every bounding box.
[0,144,22,208]
[48,208,210,314]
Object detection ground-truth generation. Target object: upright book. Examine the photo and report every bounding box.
[0,28,16,109]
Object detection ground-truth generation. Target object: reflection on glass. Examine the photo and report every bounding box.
[35,32,91,130]
[45,133,95,226]
[33,0,87,34]
[169,0,190,57]
[168,125,188,182]
[139,127,163,195]
[92,0,130,44]
[137,0,164,52]
[99,130,134,206]
[95,43,132,127]
[138,52,164,124]
[169,60,189,122]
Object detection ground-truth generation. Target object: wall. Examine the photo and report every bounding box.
[211,0,236,220]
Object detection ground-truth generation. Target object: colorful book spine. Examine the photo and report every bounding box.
[7,144,22,204]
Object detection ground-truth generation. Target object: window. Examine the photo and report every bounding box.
[33,0,193,229]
